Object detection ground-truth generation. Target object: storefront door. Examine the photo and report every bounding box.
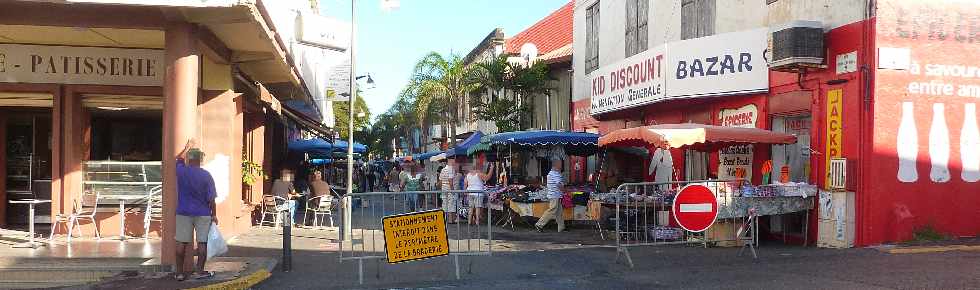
[1,92,55,225]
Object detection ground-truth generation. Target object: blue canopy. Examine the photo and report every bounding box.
[332,140,368,153]
[288,138,367,154]
[414,151,443,160]
[308,159,333,165]
[483,130,600,156]
[450,131,484,157]
[489,130,599,146]
[288,138,333,153]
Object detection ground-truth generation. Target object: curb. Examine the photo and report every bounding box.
[185,269,272,290]
[882,245,980,254]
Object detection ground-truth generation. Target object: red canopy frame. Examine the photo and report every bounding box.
[599,123,798,151]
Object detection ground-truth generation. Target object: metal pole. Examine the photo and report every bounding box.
[343,0,357,241]
[282,211,292,272]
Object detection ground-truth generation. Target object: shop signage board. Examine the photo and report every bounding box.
[672,184,719,232]
[718,104,758,181]
[0,44,164,87]
[382,209,450,263]
[589,28,769,115]
[825,89,843,187]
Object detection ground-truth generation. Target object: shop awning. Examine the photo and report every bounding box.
[288,138,334,153]
[288,138,367,154]
[332,140,368,154]
[449,131,484,157]
[414,151,443,161]
[599,123,798,149]
[488,130,599,146]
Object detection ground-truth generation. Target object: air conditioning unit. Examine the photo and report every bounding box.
[769,20,826,72]
[828,157,847,190]
[296,12,351,51]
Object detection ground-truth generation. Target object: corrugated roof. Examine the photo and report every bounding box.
[504,1,573,57]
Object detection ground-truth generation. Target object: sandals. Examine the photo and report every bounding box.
[192,271,215,280]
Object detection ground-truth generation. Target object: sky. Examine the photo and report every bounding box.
[319,0,570,121]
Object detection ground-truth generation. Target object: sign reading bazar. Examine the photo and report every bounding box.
[0,44,163,87]
[382,210,450,263]
[590,28,769,115]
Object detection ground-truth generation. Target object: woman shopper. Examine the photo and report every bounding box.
[401,163,425,211]
[464,161,494,225]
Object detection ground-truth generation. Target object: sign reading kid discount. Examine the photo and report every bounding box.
[672,184,719,232]
[590,28,769,115]
[382,210,450,263]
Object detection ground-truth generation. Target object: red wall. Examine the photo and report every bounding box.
[865,0,980,244]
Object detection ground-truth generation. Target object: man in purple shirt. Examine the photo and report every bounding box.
[174,140,217,281]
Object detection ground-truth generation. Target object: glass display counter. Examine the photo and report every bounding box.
[83,160,162,206]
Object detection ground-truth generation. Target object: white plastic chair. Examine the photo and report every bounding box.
[72,191,102,239]
[259,195,287,227]
[143,186,164,239]
[303,195,334,228]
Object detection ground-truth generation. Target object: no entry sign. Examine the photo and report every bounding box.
[672,184,719,232]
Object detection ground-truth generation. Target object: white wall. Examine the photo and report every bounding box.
[572,0,868,103]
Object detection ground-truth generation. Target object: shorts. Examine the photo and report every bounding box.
[175,215,212,243]
[441,192,458,212]
[467,194,485,208]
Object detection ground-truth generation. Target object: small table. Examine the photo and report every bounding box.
[9,199,52,249]
[103,195,149,241]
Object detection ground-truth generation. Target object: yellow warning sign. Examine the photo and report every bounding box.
[382,209,449,263]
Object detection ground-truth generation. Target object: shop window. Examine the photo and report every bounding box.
[771,115,812,183]
[625,0,649,57]
[681,0,715,40]
[685,149,708,180]
[585,1,601,74]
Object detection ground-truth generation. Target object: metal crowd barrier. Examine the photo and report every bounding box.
[338,190,492,284]
[611,179,748,268]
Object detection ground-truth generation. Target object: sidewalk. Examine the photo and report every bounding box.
[71,256,277,290]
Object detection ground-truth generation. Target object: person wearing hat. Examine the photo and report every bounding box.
[174,140,217,281]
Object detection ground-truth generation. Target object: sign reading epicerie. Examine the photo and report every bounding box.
[590,28,769,115]
[0,44,164,87]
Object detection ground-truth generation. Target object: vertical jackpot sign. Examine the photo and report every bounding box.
[825,89,843,188]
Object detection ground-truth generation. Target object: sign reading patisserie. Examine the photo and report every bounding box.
[589,28,769,115]
[0,44,164,87]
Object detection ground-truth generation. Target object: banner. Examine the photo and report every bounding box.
[589,28,769,115]
[0,44,163,87]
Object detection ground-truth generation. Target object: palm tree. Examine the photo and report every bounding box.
[410,52,481,145]
[471,55,555,132]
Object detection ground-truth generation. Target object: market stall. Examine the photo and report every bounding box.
[597,123,816,245]
[467,130,601,229]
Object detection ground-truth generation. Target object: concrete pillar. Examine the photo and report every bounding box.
[161,22,200,267]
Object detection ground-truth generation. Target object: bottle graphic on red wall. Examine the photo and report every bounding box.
[897,102,919,182]
[962,103,980,182]
[929,103,951,183]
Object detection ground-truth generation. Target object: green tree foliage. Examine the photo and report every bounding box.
[333,91,371,141]
[471,55,554,132]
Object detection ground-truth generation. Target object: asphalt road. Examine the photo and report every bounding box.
[225,226,980,290]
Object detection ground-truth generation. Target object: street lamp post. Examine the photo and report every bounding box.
[343,0,358,241]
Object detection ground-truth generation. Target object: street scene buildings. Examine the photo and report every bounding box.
[0,0,978,289]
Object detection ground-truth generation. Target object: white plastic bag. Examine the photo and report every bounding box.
[207,223,228,259]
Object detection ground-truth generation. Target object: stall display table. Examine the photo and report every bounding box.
[717,196,815,246]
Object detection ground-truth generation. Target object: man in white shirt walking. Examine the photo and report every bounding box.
[439,158,458,223]
[536,159,565,232]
